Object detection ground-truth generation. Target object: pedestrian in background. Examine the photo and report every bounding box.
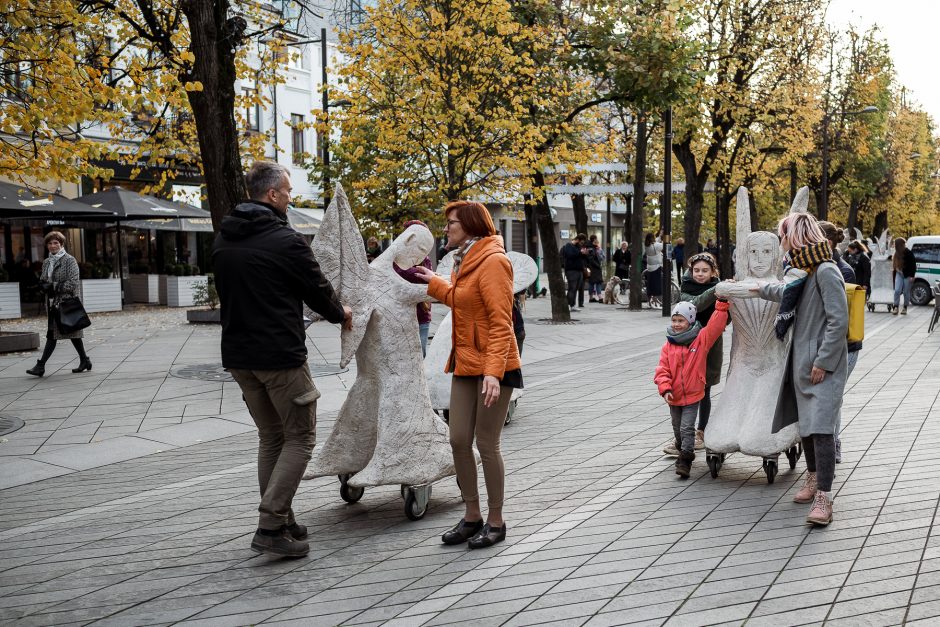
[213,161,352,558]
[587,234,605,302]
[845,240,871,297]
[415,200,521,549]
[26,232,92,377]
[394,219,433,356]
[613,241,631,295]
[752,212,847,526]
[561,233,588,311]
[891,237,916,315]
[655,299,730,477]
[366,236,383,263]
[644,232,664,308]
[673,238,686,271]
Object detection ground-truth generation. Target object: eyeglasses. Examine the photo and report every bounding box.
[447,219,461,227]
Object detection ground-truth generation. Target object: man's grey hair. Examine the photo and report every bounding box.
[246,161,290,201]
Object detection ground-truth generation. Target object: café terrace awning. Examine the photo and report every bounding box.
[75,187,210,219]
[0,181,115,219]
[122,207,322,235]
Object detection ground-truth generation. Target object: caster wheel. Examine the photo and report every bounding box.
[867,303,874,312]
[338,474,365,503]
[340,483,364,503]
[442,409,449,424]
[400,484,407,499]
[763,459,778,484]
[505,400,516,426]
[786,445,799,469]
[404,485,432,521]
[707,456,720,479]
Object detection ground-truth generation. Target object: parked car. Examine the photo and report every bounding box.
[908,235,940,306]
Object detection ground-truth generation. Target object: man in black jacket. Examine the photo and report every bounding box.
[561,233,588,309]
[213,161,351,558]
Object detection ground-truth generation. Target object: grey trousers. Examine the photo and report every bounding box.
[671,402,700,454]
[565,270,584,307]
[229,364,319,530]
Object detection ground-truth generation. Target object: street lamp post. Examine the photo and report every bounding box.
[820,105,878,220]
[661,107,673,317]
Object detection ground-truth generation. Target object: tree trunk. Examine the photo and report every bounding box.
[847,197,860,233]
[181,0,247,232]
[532,171,569,321]
[572,193,587,235]
[523,195,541,297]
[673,139,705,256]
[630,115,648,310]
[749,190,759,233]
[873,210,888,239]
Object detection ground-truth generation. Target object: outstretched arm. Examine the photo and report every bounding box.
[696,300,730,352]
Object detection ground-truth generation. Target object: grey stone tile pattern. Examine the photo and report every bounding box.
[0,305,938,625]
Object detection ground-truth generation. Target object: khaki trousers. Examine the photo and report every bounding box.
[449,376,513,509]
[229,364,319,530]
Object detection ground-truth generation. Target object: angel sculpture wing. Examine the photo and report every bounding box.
[310,183,372,368]
[734,186,751,280]
[789,186,809,214]
[437,249,537,293]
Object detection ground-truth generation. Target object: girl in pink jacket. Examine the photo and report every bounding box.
[655,299,730,477]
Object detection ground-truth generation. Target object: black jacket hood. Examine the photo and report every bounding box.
[220,201,287,241]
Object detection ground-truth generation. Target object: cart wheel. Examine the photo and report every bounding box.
[340,483,364,503]
[404,484,432,521]
[707,455,720,479]
[867,303,875,312]
[400,484,407,499]
[505,400,516,426]
[338,474,365,503]
[786,445,799,469]
[763,459,778,484]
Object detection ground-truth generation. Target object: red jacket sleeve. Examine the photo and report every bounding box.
[695,300,729,353]
[654,344,673,397]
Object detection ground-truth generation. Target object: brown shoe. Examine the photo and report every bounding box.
[793,472,817,503]
[806,491,833,526]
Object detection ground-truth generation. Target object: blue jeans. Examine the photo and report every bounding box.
[894,275,913,308]
[419,322,430,357]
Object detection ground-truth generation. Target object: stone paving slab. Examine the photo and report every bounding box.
[0,299,938,625]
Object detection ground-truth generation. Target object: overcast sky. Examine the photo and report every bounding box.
[825,0,940,126]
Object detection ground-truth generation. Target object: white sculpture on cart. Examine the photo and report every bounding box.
[709,186,802,483]
[303,183,453,520]
[866,229,896,312]
[425,250,538,422]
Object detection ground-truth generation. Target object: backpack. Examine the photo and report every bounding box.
[817,260,865,343]
[845,283,865,343]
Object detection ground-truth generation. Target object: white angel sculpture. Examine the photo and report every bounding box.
[866,229,895,311]
[708,187,802,479]
[304,184,454,493]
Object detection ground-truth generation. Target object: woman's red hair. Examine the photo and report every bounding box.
[445,201,496,238]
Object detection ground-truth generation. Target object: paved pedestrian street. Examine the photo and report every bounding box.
[1,299,939,626]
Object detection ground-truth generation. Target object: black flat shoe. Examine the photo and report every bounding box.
[442,518,483,545]
[72,359,92,373]
[26,362,45,377]
[468,523,506,549]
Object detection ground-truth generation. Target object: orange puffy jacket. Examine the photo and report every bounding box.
[428,235,521,379]
[654,300,729,406]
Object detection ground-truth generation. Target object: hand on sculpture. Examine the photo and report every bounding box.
[413,266,435,283]
[482,375,501,408]
[342,305,353,330]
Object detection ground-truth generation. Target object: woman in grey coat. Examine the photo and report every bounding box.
[753,213,847,526]
[26,232,92,377]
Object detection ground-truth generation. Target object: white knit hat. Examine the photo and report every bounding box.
[670,302,696,325]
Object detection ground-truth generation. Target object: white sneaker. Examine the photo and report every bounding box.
[694,430,705,450]
[663,442,679,457]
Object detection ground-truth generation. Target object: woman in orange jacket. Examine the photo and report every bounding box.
[414,200,521,548]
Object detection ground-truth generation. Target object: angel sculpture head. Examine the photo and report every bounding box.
[387,223,434,268]
[742,231,781,279]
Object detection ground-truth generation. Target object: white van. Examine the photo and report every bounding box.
[908,235,940,306]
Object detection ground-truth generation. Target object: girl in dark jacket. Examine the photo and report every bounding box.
[670,252,723,453]
[845,240,871,296]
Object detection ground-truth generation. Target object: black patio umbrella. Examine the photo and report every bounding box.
[74,186,209,219]
[0,181,115,218]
